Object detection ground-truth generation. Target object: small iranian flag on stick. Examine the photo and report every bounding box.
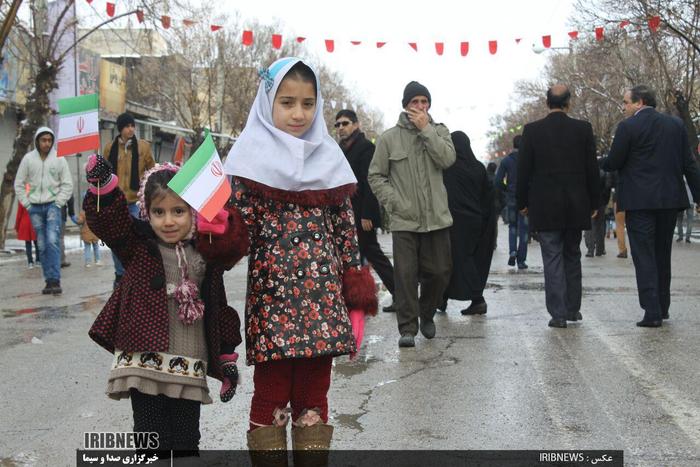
[167,132,231,222]
[57,93,100,157]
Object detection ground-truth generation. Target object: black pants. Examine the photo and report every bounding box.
[625,209,676,321]
[130,389,201,452]
[584,205,607,255]
[392,229,452,335]
[538,230,583,320]
[357,228,395,295]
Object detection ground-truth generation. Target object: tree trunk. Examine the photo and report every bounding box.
[673,90,700,159]
[0,62,57,249]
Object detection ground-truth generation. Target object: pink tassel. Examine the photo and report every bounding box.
[174,242,205,324]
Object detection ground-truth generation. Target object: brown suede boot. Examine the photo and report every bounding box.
[291,423,334,467]
[246,425,288,467]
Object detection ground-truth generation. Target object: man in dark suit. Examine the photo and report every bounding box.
[336,109,396,312]
[602,85,700,327]
[517,84,600,328]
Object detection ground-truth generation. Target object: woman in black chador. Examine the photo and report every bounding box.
[440,131,496,315]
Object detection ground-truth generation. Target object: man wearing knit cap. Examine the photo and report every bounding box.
[102,112,155,288]
[368,81,456,348]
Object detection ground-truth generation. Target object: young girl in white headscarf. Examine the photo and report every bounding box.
[223,57,377,455]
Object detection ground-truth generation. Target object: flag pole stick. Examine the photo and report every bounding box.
[97,181,100,212]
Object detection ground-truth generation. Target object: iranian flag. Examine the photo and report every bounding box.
[57,93,100,157]
[167,132,231,222]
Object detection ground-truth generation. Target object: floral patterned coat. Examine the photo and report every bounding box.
[231,177,377,366]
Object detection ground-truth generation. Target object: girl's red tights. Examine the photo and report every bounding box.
[249,356,332,431]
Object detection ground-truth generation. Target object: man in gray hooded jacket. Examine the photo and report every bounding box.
[368,81,456,348]
[14,127,73,294]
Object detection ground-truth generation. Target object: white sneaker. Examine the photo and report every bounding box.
[85,262,92,268]
[94,260,103,266]
[28,263,34,269]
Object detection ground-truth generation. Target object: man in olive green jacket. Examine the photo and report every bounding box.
[368,81,456,348]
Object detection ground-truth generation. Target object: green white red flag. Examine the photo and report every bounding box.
[57,93,100,157]
[167,132,231,221]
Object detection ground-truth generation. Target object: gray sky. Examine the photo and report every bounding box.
[217,0,577,158]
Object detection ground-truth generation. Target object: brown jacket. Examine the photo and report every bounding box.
[77,210,99,243]
[102,138,155,203]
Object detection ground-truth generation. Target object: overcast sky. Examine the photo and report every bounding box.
[216,0,577,158]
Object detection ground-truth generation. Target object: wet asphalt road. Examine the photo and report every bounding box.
[0,224,699,466]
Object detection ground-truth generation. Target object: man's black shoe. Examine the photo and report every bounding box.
[617,252,627,258]
[636,319,662,328]
[382,303,396,313]
[398,333,415,348]
[60,261,71,268]
[436,300,447,313]
[52,280,62,295]
[461,302,487,315]
[42,281,53,295]
[507,256,516,266]
[567,311,583,321]
[548,318,567,328]
[585,251,594,258]
[517,262,528,270]
[419,318,436,339]
[676,237,683,242]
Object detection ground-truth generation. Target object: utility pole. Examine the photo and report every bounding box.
[0,0,24,63]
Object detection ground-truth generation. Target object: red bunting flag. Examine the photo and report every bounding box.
[272,34,282,49]
[376,42,386,48]
[351,41,361,45]
[515,38,522,44]
[568,30,579,40]
[210,25,222,32]
[325,40,335,52]
[161,15,171,29]
[619,20,630,28]
[460,42,469,57]
[242,30,253,46]
[182,19,196,27]
[488,40,498,55]
[435,42,444,56]
[595,27,604,41]
[135,10,144,23]
[296,37,306,43]
[542,35,551,48]
[648,16,661,32]
[106,2,115,17]
[86,0,93,4]
[408,42,418,52]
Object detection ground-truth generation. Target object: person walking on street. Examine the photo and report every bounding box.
[369,80,456,348]
[517,84,600,328]
[15,201,38,268]
[102,112,155,288]
[75,207,102,267]
[441,131,496,315]
[336,109,396,313]
[14,127,73,294]
[601,85,700,327]
[60,194,75,268]
[676,179,694,243]
[584,164,612,257]
[495,135,529,269]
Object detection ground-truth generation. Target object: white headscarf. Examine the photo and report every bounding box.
[223,57,356,192]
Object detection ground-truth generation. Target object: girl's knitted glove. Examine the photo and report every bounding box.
[349,309,365,360]
[196,208,229,236]
[85,154,118,195]
[219,352,239,402]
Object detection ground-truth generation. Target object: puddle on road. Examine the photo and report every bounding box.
[331,413,364,432]
[334,356,382,378]
[1,297,102,319]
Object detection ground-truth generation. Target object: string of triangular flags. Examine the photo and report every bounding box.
[85,1,662,56]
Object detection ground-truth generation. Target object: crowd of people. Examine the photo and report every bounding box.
[12,55,700,460]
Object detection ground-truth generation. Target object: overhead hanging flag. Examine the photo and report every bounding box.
[435,42,444,56]
[325,39,335,52]
[242,30,253,46]
[272,34,282,49]
[167,132,231,222]
[57,93,100,157]
[105,2,115,17]
[488,40,498,55]
[460,42,469,57]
